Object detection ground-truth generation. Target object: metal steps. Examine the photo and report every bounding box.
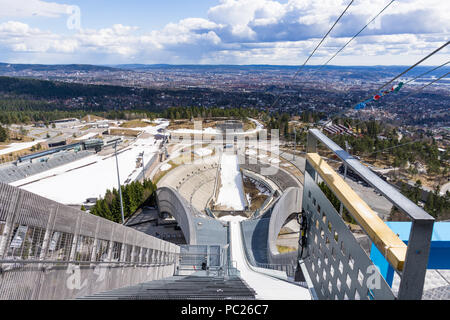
[78,275,256,300]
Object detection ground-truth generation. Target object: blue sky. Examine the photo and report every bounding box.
[0,0,448,66]
[17,1,219,34]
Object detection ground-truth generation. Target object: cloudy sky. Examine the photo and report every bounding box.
[0,0,448,66]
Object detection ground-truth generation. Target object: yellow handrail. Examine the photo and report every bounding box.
[307,153,407,271]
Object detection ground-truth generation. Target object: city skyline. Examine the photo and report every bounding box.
[0,0,449,66]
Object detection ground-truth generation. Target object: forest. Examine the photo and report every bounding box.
[88,179,158,223]
[161,106,261,121]
[0,76,135,99]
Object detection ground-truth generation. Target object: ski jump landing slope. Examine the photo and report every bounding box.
[216,153,247,211]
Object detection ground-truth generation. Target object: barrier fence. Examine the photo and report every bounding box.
[0,182,179,300]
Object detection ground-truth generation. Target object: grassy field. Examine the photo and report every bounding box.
[167,119,221,131]
[153,160,180,185]
[82,115,106,122]
[243,176,269,211]
[0,143,48,163]
[243,119,256,131]
[109,128,141,137]
[80,125,92,131]
[119,119,155,128]
[1,131,35,144]
[276,245,297,253]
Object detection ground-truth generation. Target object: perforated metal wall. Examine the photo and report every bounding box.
[0,182,180,300]
[302,172,395,300]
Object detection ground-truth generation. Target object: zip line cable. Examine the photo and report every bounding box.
[291,0,355,81]
[321,70,449,157]
[365,140,417,156]
[268,0,355,110]
[355,41,450,108]
[328,65,450,129]
[376,40,450,92]
[273,0,395,117]
[388,70,450,108]
[403,60,450,85]
[298,0,395,115]
[314,37,449,158]
[325,41,450,125]
[350,61,449,118]
[303,0,396,82]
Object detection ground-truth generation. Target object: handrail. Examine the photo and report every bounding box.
[0,259,177,267]
[206,150,222,210]
[306,152,407,271]
[306,128,435,300]
[308,129,434,222]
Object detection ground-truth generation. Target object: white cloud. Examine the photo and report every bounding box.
[0,21,78,53]
[0,0,71,18]
[0,21,40,35]
[0,0,448,65]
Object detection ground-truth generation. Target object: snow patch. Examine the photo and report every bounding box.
[0,140,46,156]
[194,148,212,157]
[160,163,172,171]
[246,193,252,206]
[74,132,98,141]
[244,176,271,196]
[269,158,280,164]
[14,134,161,205]
[172,127,220,134]
[218,215,247,222]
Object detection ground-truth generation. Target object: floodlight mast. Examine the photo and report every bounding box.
[115,142,125,224]
[294,127,297,161]
[141,151,145,183]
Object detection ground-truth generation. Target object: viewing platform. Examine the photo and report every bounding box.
[0,128,444,300]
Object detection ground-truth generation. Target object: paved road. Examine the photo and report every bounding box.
[279,150,306,175]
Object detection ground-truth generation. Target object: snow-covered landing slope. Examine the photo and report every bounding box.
[216,153,246,210]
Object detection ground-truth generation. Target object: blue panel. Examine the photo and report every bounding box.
[370,244,395,286]
[384,221,450,243]
[370,222,450,287]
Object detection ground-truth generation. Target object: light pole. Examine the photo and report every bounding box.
[114,142,125,224]
[141,151,145,183]
[293,127,297,161]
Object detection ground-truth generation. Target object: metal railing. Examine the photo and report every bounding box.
[225,222,240,277]
[135,153,158,182]
[175,244,239,278]
[302,129,434,300]
[252,262,297,278]
[238,219,307,287]
[0,182,180,300]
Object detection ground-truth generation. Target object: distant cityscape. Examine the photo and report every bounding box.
[0,63,449,128]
